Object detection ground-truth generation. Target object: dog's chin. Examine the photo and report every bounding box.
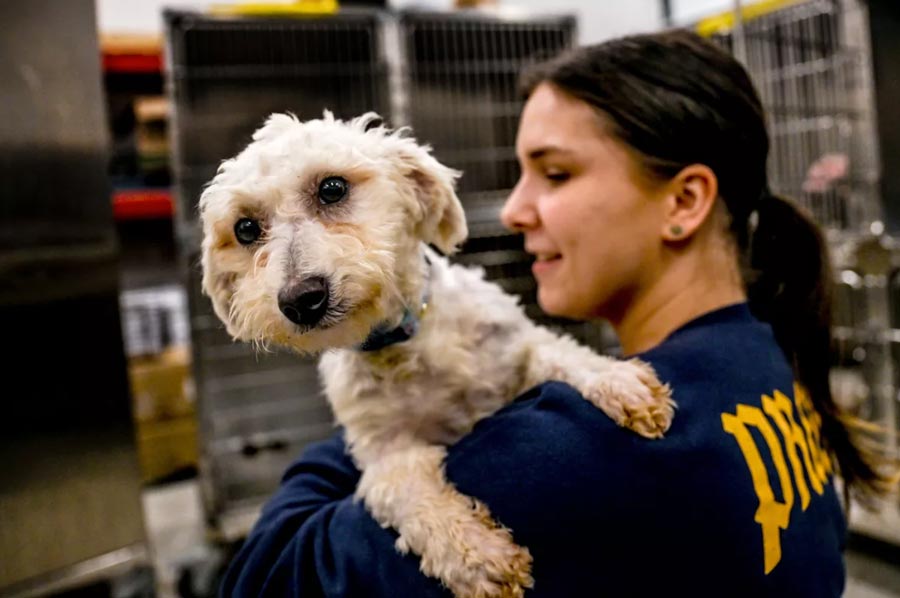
[277,307,380,355]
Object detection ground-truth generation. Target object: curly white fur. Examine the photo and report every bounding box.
[200,112,675,598]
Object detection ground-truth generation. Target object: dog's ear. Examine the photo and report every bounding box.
[399,144,467,255]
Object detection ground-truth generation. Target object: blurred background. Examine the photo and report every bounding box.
[1,0,899,596]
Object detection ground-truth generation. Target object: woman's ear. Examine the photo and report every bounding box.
[661,164,719,242]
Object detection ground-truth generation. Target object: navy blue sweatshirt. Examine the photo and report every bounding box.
[221,303,846,597]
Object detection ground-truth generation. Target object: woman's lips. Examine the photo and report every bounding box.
[532,254,562,276]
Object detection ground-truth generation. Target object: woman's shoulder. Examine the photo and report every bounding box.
[443,381,663,547]
[445,380,700,516]
[443,304,798,526]
[637,303,796,414]
[442,380,755,578]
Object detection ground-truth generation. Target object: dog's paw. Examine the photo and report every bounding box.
[579,358,675,438]
[411,500,533,598]
[465,525,533,598]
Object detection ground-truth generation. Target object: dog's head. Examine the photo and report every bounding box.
[199,111,466,353]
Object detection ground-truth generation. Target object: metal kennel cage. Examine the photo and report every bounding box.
[165,8,391,538]
[396,10,606,348]
[696,0,900,543]
[166,7,580,539]
[702,0,881,236]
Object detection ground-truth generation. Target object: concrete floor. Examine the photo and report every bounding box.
[143,480,900,597]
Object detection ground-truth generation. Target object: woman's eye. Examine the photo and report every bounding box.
[318,176,349,205]
[545,171,570,183]
[234,218,262,245]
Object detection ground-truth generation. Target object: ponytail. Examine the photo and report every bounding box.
[747,192,896,505]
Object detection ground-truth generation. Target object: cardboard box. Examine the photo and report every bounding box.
[129,346,199,482]
[136,416,199,483]
[129,345,194,423]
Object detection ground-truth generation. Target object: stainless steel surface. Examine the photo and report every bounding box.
[0,0,117,268]
[0,0,120,306]
[0,0,148,592]
[1,545,150,598]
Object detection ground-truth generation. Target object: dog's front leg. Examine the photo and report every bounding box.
[521,328,675,438]
[356,444,533,598]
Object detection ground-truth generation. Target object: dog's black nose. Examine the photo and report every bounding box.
[278,277,329,327]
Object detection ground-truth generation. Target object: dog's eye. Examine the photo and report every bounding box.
[234,218,262,245]
[318,176,349,205]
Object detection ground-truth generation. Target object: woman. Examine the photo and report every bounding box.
[221,30,890,597]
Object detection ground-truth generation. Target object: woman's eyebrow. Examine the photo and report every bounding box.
[526,145,575,160]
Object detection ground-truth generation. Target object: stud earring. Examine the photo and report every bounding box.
[670,225,683,237]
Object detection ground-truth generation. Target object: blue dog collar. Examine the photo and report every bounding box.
[357,306,424,352]
[356,255,431,353]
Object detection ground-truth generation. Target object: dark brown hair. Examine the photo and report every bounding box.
[521,29,894,503]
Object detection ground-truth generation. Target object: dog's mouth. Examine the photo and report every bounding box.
[316,303,350,330]
[285,301,349,334]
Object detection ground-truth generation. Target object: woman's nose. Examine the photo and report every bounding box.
[500,180,539,232]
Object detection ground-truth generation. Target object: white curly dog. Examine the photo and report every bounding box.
[200,112,674,598]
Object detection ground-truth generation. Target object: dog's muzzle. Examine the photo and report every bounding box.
[278,276,329,328]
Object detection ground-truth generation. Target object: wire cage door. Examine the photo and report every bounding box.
[697,0,900,543]
[397,10,615,351]
[166,8,391,537]
[166,7,584,539]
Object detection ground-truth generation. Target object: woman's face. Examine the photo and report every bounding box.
[501,83,667,322]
